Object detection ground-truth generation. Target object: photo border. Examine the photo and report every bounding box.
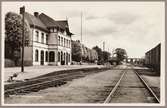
[0,0,166,107]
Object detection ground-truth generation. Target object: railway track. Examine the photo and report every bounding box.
[104,69,160,103]
[5,67,110,97]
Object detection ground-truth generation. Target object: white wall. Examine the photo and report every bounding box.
[31,28,72,66]
[32,28,49,65]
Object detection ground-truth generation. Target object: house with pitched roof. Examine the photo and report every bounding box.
[24,12,73,66]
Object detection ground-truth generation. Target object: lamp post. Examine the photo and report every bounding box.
[20,6,25,72]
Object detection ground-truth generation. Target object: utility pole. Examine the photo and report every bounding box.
[80,11,83,64]
[20,6,25,72]
[102,41,105,64]
[103,41,105,51]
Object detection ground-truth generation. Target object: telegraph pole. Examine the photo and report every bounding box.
[20,6,25,72]
[103,41,105,51]
[102,41,105,64]
[80,11,83,64]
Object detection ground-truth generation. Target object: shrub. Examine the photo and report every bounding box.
[5,59,15,67]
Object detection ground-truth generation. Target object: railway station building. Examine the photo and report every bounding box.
[23,12,73,66]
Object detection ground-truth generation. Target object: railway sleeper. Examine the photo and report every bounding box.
[5,80,67,96]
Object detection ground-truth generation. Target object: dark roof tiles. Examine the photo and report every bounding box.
[39,13,68,29]
[24,12,48,31]
[24,12,73,35]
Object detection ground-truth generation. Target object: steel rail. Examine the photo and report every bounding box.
[104,70,127,103]
[104,66,160,103]
[134,70,160,103]
[5,74,84,96]
[5,68,110,90]
[5,68,106,96]
[5,72,79,90]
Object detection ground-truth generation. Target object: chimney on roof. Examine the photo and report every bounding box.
[34,12,39,17]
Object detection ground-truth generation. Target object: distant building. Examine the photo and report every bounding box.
[23,12,73,66]
[126,58,145,65]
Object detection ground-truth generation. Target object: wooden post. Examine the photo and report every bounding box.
[80,12,83,64]
[20,6,25,72]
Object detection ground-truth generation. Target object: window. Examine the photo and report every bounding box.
[35,31,39,42]
[58,36,60,45]
[68,54,70,62]
[64,30,67,35]
[41,33,44,43]
[45,51,48,62]
[61,51,63,62]
[35,50,38,61]
[61,37,63,46]
[69,40,71,48]
[63,53,65,61]
[54,28,57,32]
[60,28,64,34]
[66,39,68,47]
[67,40,69,47]
[68,40,70,47]
[68,40,69,48]
[50,28,53,32]
[66,53,68,64]
[64,38,66,47]
[46,35,48,44]
[58,52,60,62]
[49,51,55,62]
[25,40,29,46]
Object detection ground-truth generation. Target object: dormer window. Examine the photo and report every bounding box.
[54,28,57,32]
[50,28,53,32]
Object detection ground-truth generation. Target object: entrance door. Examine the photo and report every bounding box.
[61,51,63,65]
[41,50,44,65]
[66,53,68,65]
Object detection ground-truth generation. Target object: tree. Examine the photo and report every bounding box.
[5,12,30,66]
[90,49,98,62]
[92,46,103,62]
[71,40,82,62]
[103,51,111,62]
[82,46,88,61]
[72,40,98,63]
[114,48,127,64]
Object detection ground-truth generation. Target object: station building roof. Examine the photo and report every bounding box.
[24,12,73,35]
[24,12,48,32]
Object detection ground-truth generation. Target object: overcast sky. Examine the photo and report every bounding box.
[2,1,165,58]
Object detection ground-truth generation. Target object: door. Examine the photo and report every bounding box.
[61,51,63,65]
[41,50,44,65]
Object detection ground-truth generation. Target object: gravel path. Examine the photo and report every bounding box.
[5,69,123,104]
[135,69,160,99]
[140,75,160,99]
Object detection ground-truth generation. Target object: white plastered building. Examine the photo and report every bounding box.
[24,12,73,66]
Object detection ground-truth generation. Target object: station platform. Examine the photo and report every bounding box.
[4,65,104,84]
